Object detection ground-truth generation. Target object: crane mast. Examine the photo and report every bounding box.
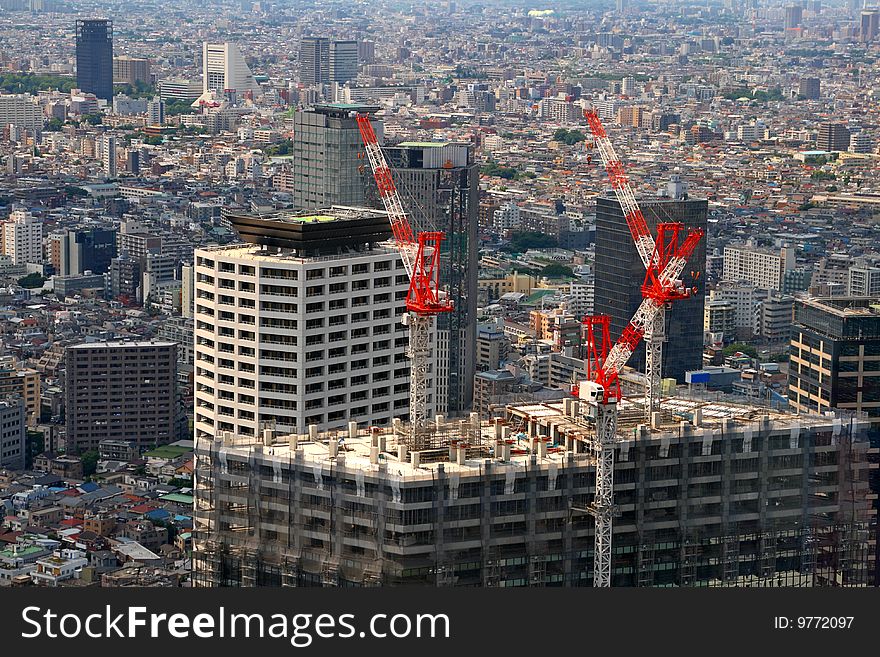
[356,114,452,447]
[579,108,704,587]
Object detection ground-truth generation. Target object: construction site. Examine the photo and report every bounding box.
[191,109,878,587]
[191,395,876,588]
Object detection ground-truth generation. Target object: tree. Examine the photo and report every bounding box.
[82,113,103,125]
[508,231,558,251]
[81,450,100,477]
[552,128,587,146]
[164,98,196,116]
[722,342,758,358]
[540,263,574,278]
[17,272,46,288]
[265,139,293,156]
[45,117,63,131]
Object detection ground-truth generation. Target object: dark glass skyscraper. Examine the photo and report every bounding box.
[76,19,113,101]
[291,103,380,210]
[385,142,479,415]
[594,195,707,382]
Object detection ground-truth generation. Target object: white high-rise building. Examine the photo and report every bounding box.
[708,281,768,338]
[722,243,795,292]
[102,134,117,179]
[194,207,423,440]
[848,265,880,296]
[146,96,164,125]
[4,210,43,266]
[0,94,43,132]
[202,42,260,97]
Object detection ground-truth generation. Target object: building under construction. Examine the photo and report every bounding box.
[192,397,877,587]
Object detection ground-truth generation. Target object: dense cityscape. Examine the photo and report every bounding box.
[0,0,878,588]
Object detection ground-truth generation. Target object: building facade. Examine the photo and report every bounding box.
[299,36,329,86]
[112,56,151,85]
[75,19,113,102]
[330,40,358,84]
[3,210,42,266]
[64,341,178,453]
[194,207,416,440]
[594,196,707,382]
[291,103,380,211]
[385,141,479,415]
[0,398,25,470]
[789,296,880,419]
[817,122,851,152]
[722,243,795,292]
[0,94,43,131]
[202,42,260,97]
[192,399,875,588]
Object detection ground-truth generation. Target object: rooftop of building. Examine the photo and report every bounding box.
[797,296,880,317]
[67,340,176,350]
[224,205,393,253]
[198,395,866,483]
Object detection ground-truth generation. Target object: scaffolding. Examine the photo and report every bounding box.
[191,402,877,588]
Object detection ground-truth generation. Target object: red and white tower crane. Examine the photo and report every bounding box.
[578,108,704,587]
[356,114,452,446]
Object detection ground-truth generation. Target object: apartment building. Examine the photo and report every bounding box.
[722,243,795,292]
[0,363,40,426]
[0,93,43,131]
[194,207,417,439]
[3,210,42,266]
[849,265,880,297]
[64,341,178,453]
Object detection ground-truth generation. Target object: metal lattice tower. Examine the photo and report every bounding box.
[579,108,704,587]
[356,114,452,447]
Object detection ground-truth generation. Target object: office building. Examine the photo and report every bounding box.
[202,42,260,97]
[861,9,880,42]
[3,210,42,266]
[798,77,820,100]
[385,141,479,414]
[193,397,875,587]
[722,243,795,292]
[0,398,25,470]
[358,40,375,64]
[300,36,329,86]
[64,341,178,453]
[158,78,203,100]
[784,4,803,29]
[594,196,707,382]
[48,228,117,276]
[54,273,105,297]
[789,296,880,419]
[75,19,113,102]
[329,40,358,83]
[112,56,151,86]
[0,94,43,131]
[193,207,415,440]
[849,266,880,297]
[291,103,380,210]
[817,122,851,152]
[146,97,164,126]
